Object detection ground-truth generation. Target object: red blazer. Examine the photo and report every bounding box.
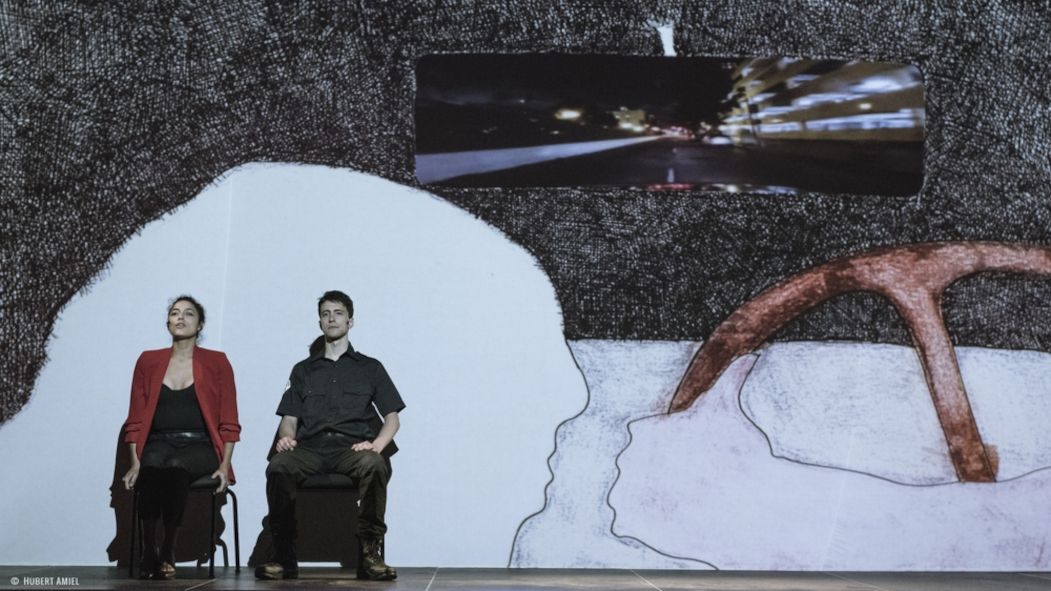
[123,347,241,483]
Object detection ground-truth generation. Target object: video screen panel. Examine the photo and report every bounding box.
[416,54,924,195]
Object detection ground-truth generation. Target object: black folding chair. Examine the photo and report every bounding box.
[127,475,240,578]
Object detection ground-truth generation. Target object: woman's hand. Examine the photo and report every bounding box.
[122,463,140,490]
[212,463,231,494]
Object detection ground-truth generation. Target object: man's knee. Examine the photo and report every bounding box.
[357,452,389,478]
[266,454,300,479]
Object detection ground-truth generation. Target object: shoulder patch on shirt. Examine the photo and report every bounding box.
[284,380,291,392]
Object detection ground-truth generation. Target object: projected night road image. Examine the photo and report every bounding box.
[415,54,924,195]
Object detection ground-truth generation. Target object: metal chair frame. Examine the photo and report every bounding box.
[127,476,240,579]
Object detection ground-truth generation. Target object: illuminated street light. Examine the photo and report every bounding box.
[555,108,582,120]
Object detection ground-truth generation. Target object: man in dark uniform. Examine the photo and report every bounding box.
[255,290,405,581]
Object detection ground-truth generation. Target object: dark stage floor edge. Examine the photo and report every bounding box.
[2,566,1050,590]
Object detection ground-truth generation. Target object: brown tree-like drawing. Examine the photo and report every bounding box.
[669,242,1051,483]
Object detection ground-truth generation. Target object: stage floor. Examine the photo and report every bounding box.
[2,567,1050,590]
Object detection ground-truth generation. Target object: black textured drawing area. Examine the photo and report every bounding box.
[3,2,1051,422]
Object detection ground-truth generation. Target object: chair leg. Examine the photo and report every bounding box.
[209,491,216,579]
[229,489,240,573]
[128,489,138,579]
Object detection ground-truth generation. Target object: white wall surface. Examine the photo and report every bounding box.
[0,164,585,566]
[4,164,1050,570]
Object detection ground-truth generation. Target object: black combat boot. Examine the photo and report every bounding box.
[254,530,298,580]
[358,538,397,581]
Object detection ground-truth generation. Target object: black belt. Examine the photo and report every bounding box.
[149,431,209,442]
[318,431,349,437]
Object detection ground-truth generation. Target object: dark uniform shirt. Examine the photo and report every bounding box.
[276,343,405,442]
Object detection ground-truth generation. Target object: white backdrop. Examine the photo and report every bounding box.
[0,164,585,566]
[3,164,1051,569]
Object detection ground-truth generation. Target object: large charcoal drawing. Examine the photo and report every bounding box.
[3,1,1051,421]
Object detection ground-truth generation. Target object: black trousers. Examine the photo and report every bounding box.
[138,439,217,527]
[265,434,390,564]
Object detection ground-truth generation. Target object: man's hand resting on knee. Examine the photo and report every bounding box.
[275,436,298,453]
[352,440,379,452]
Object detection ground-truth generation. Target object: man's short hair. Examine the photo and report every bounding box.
[318,290,354,318]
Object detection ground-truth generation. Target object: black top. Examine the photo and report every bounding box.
[151,384,207,433]
[276,342,405,442]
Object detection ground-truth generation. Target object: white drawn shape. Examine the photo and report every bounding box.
[611,343,1051,570]
[741,342,1051,484]
[511,339,711,568]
